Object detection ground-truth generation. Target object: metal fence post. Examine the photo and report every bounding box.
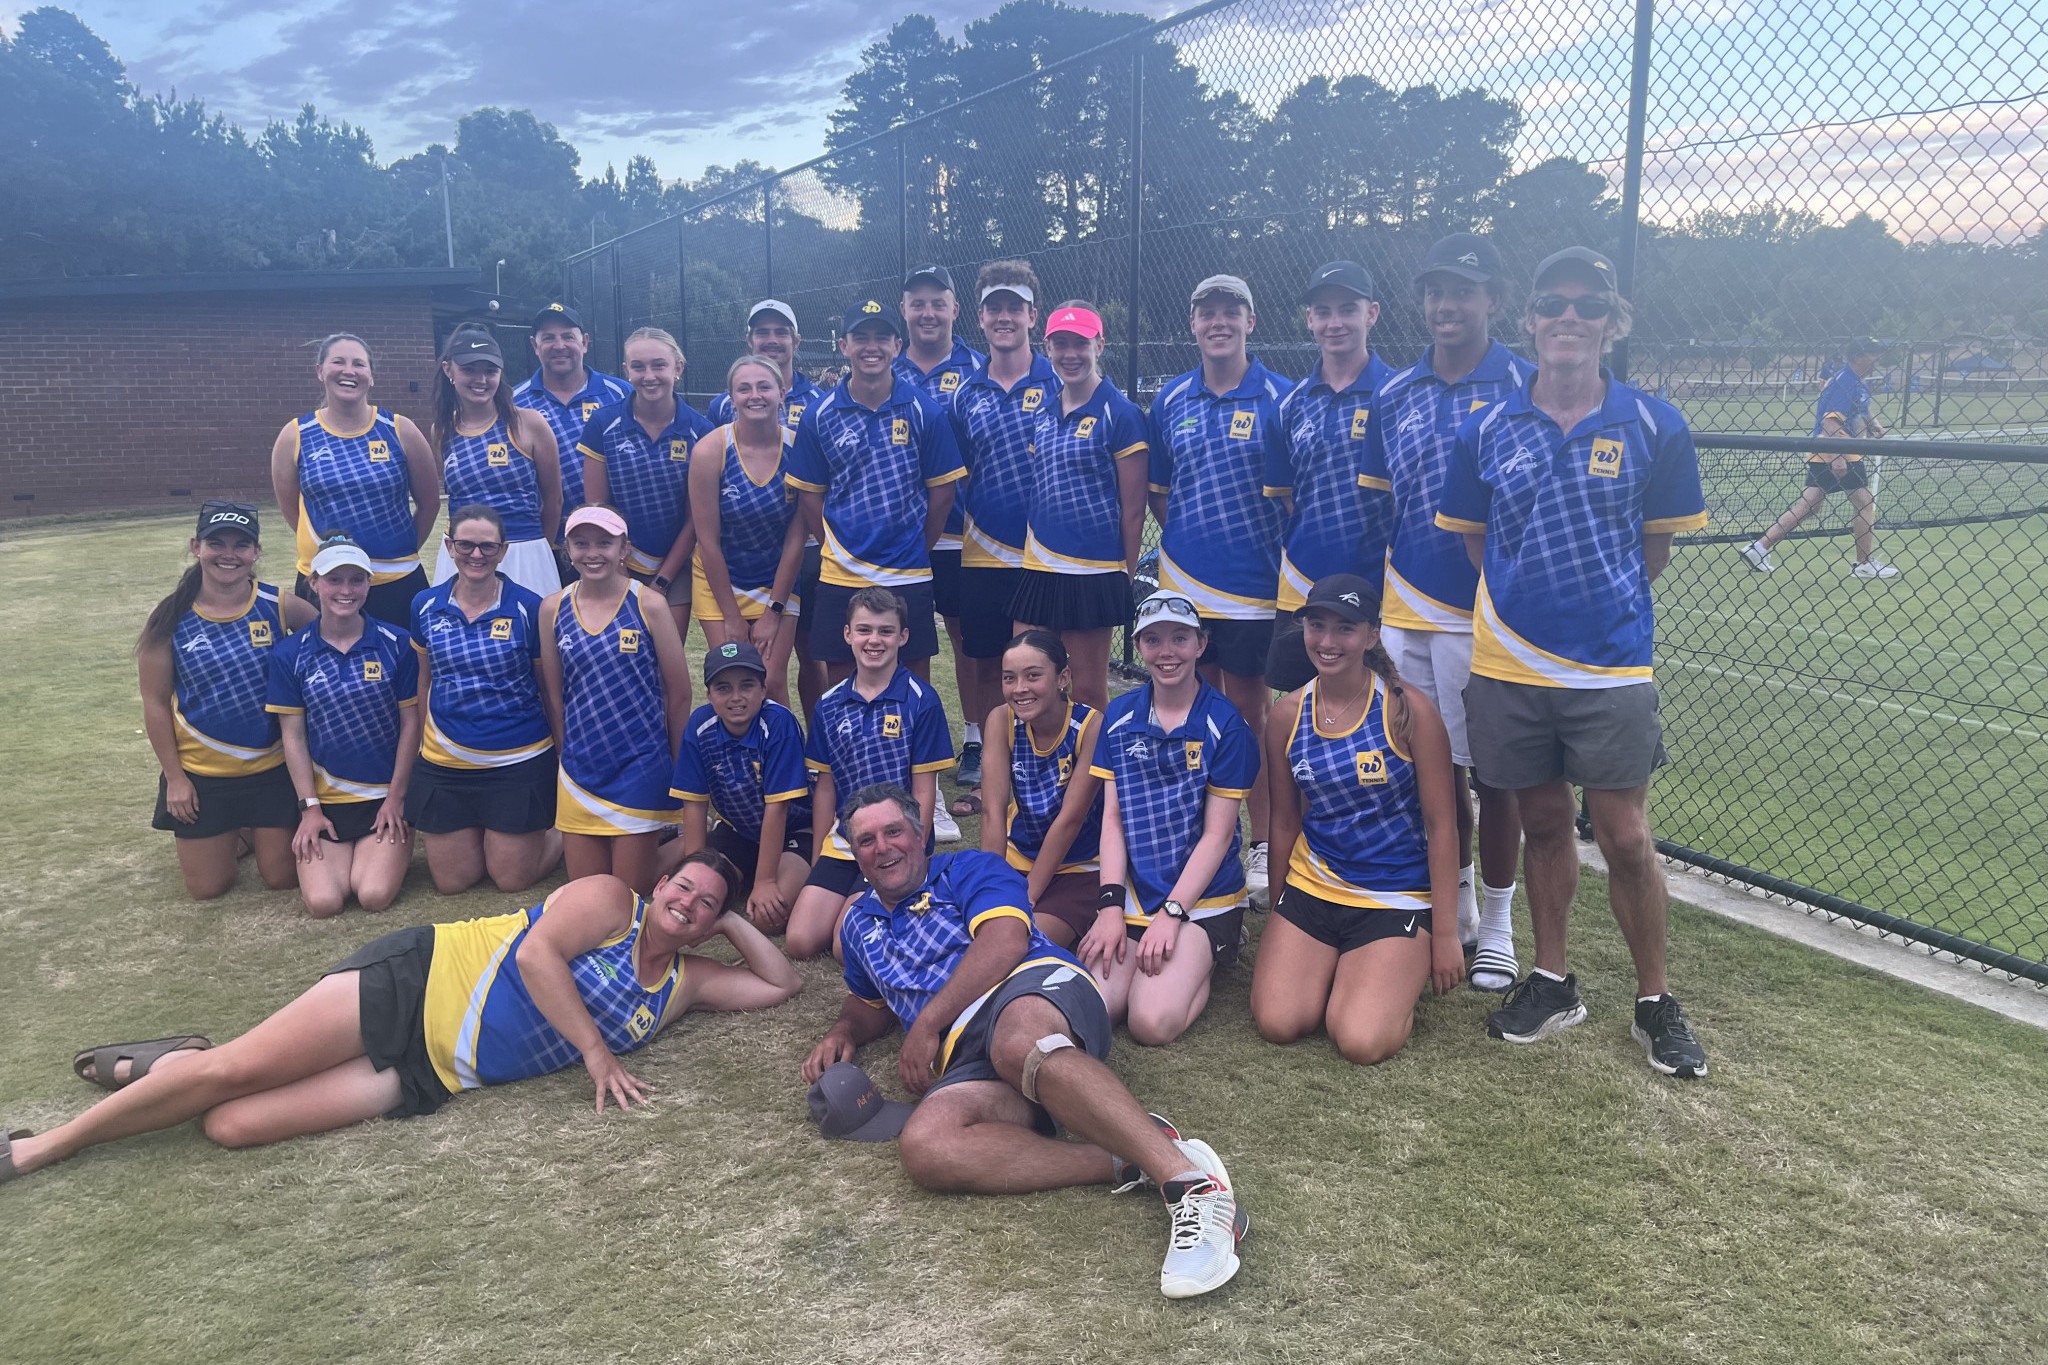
[763,182,775,297]
[676,218,690,367]
[1127,43,1145,399]
[897,133,909,282]
[609,246,625,373]
[1612,0,1655,384]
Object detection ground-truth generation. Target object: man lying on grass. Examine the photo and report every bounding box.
[800,782,1248,1299]
[3,852,799,1183]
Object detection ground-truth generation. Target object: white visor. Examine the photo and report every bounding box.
[310,542,374,577]
[980,284,1034,306]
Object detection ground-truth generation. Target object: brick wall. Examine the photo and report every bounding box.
[0,287,443,517]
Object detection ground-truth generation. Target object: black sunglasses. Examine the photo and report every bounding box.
[1531,293,1615,320]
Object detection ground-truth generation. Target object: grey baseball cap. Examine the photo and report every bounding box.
[1532,245,1619,292]
[807,1062,913,1142]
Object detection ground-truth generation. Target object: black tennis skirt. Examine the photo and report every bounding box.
[326,926,452,1119]
[152,765,298,840]
[1009,569,1132,634]
[404,750,558,835]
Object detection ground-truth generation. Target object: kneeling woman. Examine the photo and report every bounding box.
[407,505,562,894]
[139,501,317,899]
[976,631,1106,949]
[1251,575,1464,1066]
[2,855,800,1183]
[1079,592,1260,1045]
[269,536,423,917]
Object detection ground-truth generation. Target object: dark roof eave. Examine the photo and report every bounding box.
[0,268,483,303]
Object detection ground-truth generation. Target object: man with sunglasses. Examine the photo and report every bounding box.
[1436,246,1711,1079]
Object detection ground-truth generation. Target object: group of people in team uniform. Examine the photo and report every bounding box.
[10,232,1725,1305]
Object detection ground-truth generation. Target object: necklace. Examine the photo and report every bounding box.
[1315,678,1372,732]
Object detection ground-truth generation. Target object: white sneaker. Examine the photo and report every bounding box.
[1739,541,1776,573]
[1160,1138,1243,1299]
[933,803,962,843]
[1244,841,1269,895]
[1852,558,1899,579]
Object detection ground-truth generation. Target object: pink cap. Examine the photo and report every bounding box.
[564,505,629,537]
[1045,306,1104,340]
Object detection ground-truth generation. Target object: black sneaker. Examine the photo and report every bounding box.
[956,740,983,789]
[1632,995,1708,1078]
[1486,972,1587,1043]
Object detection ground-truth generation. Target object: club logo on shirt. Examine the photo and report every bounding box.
[619,628,641,653]
[786,404,806,427]
[1500,446,1541,476]
[1185,740,1204,770]
[1589,437,1624,478]
[1397,410,1428,435]
[490,618,513,641]
[906,891,933,915]
[367,439,392,463]
[1057,755,1074,784]
[939,372,962,394]
[1356,750,1388,785]
[1076,416,1097,438]
[1291,757,1316,782]
[1021,388,1044,413]
[626,1003,655,1041]
[1350,408,1371,440]
[247,620,272,648]
[890,419,909,446]
[582,401,601,419]
[362,659,384,682]
[1127,738,1151,759]
[882,714,902,739]
[1228,411,1256,440]
[487,442,511,467]
[670,439,689,461]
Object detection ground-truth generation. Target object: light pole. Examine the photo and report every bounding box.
[439,155,456,268]
[495,259,507,295]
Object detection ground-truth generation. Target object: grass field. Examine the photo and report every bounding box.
[6,511,2048,1364]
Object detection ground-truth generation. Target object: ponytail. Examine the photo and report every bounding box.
[1363,639,1410,748]
[138,562,204,653]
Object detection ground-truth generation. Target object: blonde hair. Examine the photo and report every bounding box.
[623,326,684,366]
[1524,289,1633,352]
[727,353,785,390]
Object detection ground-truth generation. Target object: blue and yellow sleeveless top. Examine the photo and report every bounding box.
[555,581,676,826]
[171,582,287,776]
[442,416,544,542]
[1003,700,1102,874]
[1284,675,1431,910]
[293,408,418,582]
[421,890,687,1091]
[698,423,796,607]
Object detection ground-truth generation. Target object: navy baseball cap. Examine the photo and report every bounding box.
[902,263,955,293]
[1532,246,1619,292]
[1415,233,1503,285]
[531,302,586,332]
[808,1063,913,1142]
[1302,573,1381,624]
[703,639,768,685]
[1301,260,1376,303]
[841,299,906,339]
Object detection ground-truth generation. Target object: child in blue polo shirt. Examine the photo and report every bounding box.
[1080,591,1260,1045]
[784,587,954,959]
[668,640,813,933]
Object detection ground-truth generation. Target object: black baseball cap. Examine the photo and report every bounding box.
[1302,573,1381,623]
[703,639,768,685]
[1301,260,1376,304]
[196,499,260,543]
[807,1062,913,1142]
[902,263,955,293]
[1532,246,1619,292]
[841,299,906,339]
[1846,337,1881,359]
[531,302,586,332]
[442,329,504,366]
[1415,233,1503,285]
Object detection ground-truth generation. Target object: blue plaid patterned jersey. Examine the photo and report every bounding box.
[1284,677,1430,910]
[670,699,812,842]
[1023,379,1149,575]
[952,356,1060,568]
[409,576,551,770]
[786,379,966,587]
[554,582,678,825]
[803,665,954,859]
[1263,353,1394,611]
[442,417,545,542]
[897,340,986,546]
[703,425,798,606]
[577,398,713,575]
[292,408,419,581]
[1003,700,1102,873]
[1360,342,1533,633]
[1812,367,1871,458]
[840,851,1078,1040]
[171,582,286,777]
[1437,373,1708,688]
[265,616,419,801]
[707,370,824,433]
[1147,360,1290,618]
[424,891,687,1091]
[1089,677,1260,922]
[514,368,630,535]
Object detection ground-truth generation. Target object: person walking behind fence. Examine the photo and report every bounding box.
[1147,274,1289,896]
[270,333,440,629]
[1739,338,1898,579]
[429,327,564,599]
[1359,233,1535,990]
[514,302,629,552]
[1435,246,1711,1079]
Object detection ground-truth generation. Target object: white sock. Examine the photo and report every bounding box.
[964,722,981,745]
[1637,994,1665,1005]
[1456,865,1478,943]
[1480,882,1516,948]
[1532,966,1565,984]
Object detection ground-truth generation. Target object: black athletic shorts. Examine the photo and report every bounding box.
[806,580,941,663]
[957,565,1025,659]
[1197,616,1274,679]
[795,542,823,629]
[152,765,297,840]
[1262,609,1317,694]
[928,957,1113,1136]
[404,750,557,835]
[326,926,452,1119]
[1806,460,1869,492]
[1274,884,1432,955]
[319,797,389,844]
[930,547,964,619]
[707,817,813,898]
[803,853,866,898]
[1009,569,1130,635]
[1125,905,1246,970]
[295,567,428,632]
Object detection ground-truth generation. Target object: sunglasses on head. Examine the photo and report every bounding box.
[1531,293,1615,320]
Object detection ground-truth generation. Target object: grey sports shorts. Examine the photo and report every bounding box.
[1463,675,1668,791]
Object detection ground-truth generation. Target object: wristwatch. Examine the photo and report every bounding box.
[651,574,673,592]
[299,796,322,811]
[1160,899,1190,922]
[768,599,787,616]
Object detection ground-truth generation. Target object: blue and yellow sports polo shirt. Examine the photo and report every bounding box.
[408,576,551,770]
[514,369,629,534]
[952,356,1059,569]
[1023,379,1149,576]
[804,664,955,858]
[1263,352,1393,612]
[266,616,420,801]
[670,698,812,843]
[896,340,985,550]
[577,397,713,576]
[1811,366,1872,460]
[1436,373,1708,688]
[1147,359,1289,619]
[786,379,966,588]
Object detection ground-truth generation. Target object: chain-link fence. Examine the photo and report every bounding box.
[560,0,2048,978]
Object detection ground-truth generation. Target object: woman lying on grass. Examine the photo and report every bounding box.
[1,853,800,1184]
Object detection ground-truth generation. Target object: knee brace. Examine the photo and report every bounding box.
[1019,1032,1076,1103]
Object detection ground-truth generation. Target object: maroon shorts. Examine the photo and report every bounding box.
[1032,871,1101,941]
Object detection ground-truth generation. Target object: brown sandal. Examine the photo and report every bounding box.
[72,1036,211,1092]
[949,792,983,818]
